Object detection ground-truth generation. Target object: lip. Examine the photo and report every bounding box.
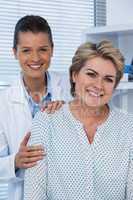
[86,89,103,97]
[27,64,43,70]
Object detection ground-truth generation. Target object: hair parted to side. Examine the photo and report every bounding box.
[69,40,125,97]
[13,15,53,49]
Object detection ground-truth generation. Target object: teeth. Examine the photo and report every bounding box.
[88,90,103,97]
[29,65,41,69]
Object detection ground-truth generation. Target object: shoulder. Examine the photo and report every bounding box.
[111,108,133,124]
[33,104,68,128]
[49,70,69,83]
[30,107,66,146]
[31,104,70,141]
[109,108,133,139]
[0,77,23,107]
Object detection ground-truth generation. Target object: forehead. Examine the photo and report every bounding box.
[17,31,50,45]
[81,56,117,76]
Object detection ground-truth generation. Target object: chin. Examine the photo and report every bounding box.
[29,70,44,77]
[86,103,101,109]
[83,98,101,107]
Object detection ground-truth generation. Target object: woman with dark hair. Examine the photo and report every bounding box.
[0,15,70,200]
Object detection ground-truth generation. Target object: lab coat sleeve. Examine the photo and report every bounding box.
[0,122,23,182]
[24,111,49,200]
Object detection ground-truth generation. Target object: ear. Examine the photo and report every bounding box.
[12,48,18,59]
[72,72,77,83]
[51,45,54,57]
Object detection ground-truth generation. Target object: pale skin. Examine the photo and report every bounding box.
[70,56,117,144]
[13,31,64,169]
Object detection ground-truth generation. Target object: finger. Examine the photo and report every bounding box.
[27,145,44,152]
[41,101,65,113]
[27,150,46,157]
[23,148,46,158]
[19,145,44,155]
[45,102,53,113]
[50,100,66,113]
[19,148,45,158]
[40,102,48,112]
[15,151,45,169]
[22,162,37,169]
[23,155,44,163]
[49,101,59,113]
[20,132,31,146]
[56,101,65,110]
[41,106,45,112]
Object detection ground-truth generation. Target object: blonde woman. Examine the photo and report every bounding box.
[24,40,133,200]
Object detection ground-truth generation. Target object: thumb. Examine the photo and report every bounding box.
[20,132,31,146]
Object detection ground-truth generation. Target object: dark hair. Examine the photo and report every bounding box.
[69,40,125,97]
[13,15,53,49]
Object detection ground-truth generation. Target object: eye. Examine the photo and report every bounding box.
[86,72,97,78]
[22,49,30,53]
[40,48,48,52]
[104,77,114,83]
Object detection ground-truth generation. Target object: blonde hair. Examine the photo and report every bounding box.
[69,40,125,96]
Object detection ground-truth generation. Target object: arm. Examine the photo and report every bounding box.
[0,128,45,182]
[0,125,17,181]
[0,91,45,183]
[126,146,133,200]
[24,112,49,200]
[15,132,44,170]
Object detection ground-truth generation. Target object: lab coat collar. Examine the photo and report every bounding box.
[9,75,27,104]
[9,71,63,104]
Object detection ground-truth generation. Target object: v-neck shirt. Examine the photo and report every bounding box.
[24,103,133,200]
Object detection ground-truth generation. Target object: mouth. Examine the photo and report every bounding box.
[86,89,104,97]
[28,64,43,70]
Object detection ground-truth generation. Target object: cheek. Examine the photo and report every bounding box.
[18,57,26,64]
[105,85,114,97]
[75,81,85,96]
[42,53,52,60]
[17,52,26,60]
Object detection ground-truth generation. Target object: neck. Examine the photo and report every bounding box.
[70,99,109,125]
[23,74,47,102]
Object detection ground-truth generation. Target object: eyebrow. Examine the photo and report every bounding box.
[39,45,50,48]
[85,68,116,78]
[23,45,49,47]
[20,45,50,49]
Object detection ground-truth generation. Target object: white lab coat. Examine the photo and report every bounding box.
[0,71,71,200]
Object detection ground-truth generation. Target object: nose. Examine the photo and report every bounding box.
[30,51,40,62]
[95,77,104,89]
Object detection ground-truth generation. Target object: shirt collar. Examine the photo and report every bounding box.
[21,72,52,118]
[21,71,52,102]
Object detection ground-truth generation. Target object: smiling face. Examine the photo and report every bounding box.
[72,56,117,108]
[13,31,53,80]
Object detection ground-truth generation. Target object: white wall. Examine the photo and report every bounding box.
[106,0,133,114]
[107,0,133,25]
[106,0,133,64]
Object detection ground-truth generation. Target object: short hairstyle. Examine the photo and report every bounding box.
[13,15,53,49]
[69,40,125,97]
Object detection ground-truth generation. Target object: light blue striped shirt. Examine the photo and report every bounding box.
[21,72,52,118]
